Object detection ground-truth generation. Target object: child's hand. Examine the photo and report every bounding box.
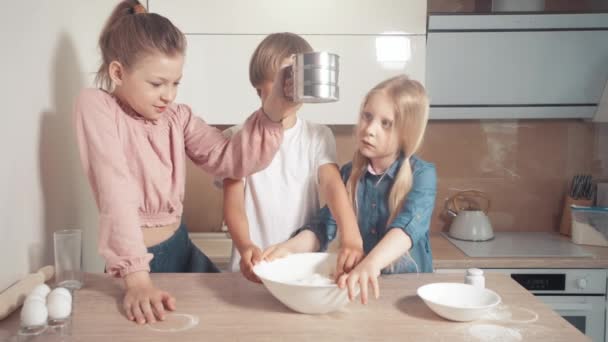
[261,242,292,262]
[263,62,301,122]
[335,237,364,280]
[337,259,380,305]
[123,271,176,324]
[240,244,263,283]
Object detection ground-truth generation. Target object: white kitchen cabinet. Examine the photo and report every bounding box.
[150,0,427,124]
[426,13,608,120]
[429,13,608,31]
[428,30,608,105]
[178,34,426,125]
[176,35,260,125]
[149,0,426,35]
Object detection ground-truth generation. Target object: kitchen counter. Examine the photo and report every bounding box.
[432,232,608,269]
[0,272,588,341]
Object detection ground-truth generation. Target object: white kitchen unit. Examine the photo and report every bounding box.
[436,268,607,342]
[436,232,608,341]
[177,34,426,125]
[426,13,608,120]
[491,268,607,342]
[150,0,427,35]
[149,0,427,124]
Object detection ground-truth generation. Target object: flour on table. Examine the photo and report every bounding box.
[481,305,539,324]
[146,313,199,333]
[469,324,522,342]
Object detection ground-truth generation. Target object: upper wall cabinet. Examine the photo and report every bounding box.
[149,0,427,124]
[426,13,608,119]
[151,0,426,35]
[177,35,426,125]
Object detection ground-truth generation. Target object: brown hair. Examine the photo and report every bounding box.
[249,32,313,88]
[347,75,429,226]
[95,0,187,90]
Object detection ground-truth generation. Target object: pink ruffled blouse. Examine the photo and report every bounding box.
[74,88,282,277]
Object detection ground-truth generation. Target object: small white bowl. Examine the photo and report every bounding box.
[253,253,356,314]
[417,282,501,322]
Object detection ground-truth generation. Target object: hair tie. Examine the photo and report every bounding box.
[133,4,147,14]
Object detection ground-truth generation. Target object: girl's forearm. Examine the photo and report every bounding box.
[223,179,253,253]
[124,270,152,289]
[319,165,361,245]
[365,229,412,270]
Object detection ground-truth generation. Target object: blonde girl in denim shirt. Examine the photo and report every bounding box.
[262,75,437,304]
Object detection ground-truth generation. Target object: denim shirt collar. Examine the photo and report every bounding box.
[365,154,405,180]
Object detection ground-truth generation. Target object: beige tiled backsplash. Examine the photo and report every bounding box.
[183,120,608,234]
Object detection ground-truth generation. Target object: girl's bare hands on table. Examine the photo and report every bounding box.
[123,271,176,324]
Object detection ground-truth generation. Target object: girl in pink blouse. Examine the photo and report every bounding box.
[74,0,296,325]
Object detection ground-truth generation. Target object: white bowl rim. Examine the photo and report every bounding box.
[252,252,339,289]
[417,282,502,309]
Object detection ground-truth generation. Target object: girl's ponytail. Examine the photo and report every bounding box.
[385,77,428,226]
[132,3,147,14]
[346,150,367,214]
[386,157,414,226]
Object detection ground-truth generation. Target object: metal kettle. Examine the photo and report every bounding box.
[446,190,494,241]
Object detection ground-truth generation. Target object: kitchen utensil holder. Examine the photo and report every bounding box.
[559,196,593,236]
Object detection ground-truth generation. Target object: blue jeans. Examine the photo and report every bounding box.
[147,223,220,273]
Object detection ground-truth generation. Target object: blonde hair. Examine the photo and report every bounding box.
[249,33,313,88]
[95,0,186,91]
[347,75,429,226]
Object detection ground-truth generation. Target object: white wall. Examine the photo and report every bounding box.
[0,1,121,292]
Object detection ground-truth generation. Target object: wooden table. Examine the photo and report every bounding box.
[0,273,589,341]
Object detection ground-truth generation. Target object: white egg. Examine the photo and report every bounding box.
[30,284,51,298]
[47,296,72,320]
[20,300,48,327]
[23,294,46,305]
[48,288,72,303]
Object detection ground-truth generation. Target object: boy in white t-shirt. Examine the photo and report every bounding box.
[222,33,364,282]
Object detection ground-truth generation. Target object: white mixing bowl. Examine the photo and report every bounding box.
[253,253,355,314]
[417,282,501,321]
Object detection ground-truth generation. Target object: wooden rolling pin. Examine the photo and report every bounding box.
[0,265,54,320]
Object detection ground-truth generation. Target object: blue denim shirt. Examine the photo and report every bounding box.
[300,155,437,273]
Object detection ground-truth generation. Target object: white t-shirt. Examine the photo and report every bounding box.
[223,117,337,271]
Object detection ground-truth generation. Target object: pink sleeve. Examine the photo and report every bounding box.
[73,89,152,278]
[179,105,283,179]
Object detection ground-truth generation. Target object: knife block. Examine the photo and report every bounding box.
[559,196,593,236]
